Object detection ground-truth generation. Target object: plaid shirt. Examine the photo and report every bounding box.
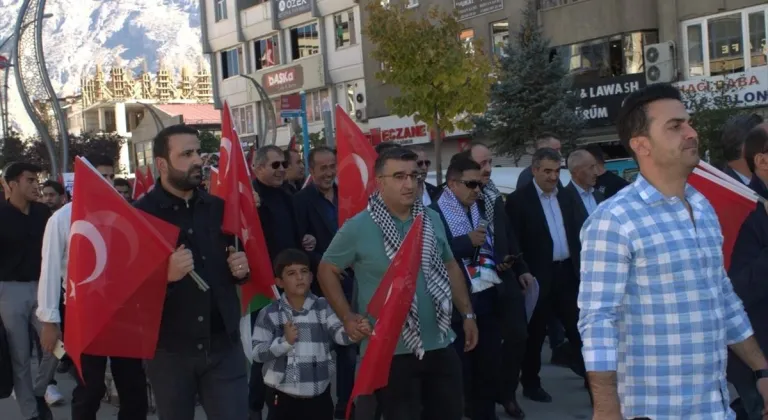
[578,175,753,420]
[252,293,352,398]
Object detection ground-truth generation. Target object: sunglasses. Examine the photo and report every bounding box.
[101,173,115,180]
[417,160,431,167]
[270,161,289,170]
[459,180,482,189]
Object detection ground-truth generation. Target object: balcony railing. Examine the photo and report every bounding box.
[538,0,587,10]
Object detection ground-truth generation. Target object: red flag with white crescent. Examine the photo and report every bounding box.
[145,166,155,188]
[336,104,376,226]
[65,157,179,379]
[209,166,219,196]
[688,163,759,270]
[346,214,424,419]
[132,167,149,201]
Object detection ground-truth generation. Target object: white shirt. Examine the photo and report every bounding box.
[36,202,71,323]
[422,188,432,206]
[571,182,598,215]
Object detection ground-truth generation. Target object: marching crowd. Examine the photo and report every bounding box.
[1,82,768,420]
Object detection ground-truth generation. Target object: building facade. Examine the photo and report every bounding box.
[202,0,768,163]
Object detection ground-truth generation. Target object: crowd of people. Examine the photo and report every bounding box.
[1,82,768,420]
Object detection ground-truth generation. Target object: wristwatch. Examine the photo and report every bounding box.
[462,313,476,320]
[754,369,768,381]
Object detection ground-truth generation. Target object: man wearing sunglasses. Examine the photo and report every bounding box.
[413,147,440,205]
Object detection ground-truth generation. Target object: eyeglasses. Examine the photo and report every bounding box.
[459,180,482,190]
[270,161,289,170]
[417,160,431,168]
[380,173,424,182]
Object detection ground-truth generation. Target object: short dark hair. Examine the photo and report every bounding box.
[743,125,768,173]
[85,154,115,169]
[284,148,300,162]
[273,249,310,278]
[152,124,200,161]
[721,114,764,163]
[584,144,606,164]
[374,142,401,155]
[113,178,131,189]
[3,162,41,184]
[531,147,561,168]
[450,150,472,165]
[374,146,418,175]
[308,146,335,169]
[616,83,683,159]
[535,132,560,148]
[254,145,283,167]
[446,155,481,181]
[41,180,65,195]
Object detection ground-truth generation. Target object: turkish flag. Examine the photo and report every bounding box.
[336,104,376,227]
[218,102,277,311]
[688,163,758,270]
[145,166,155,188]
[132,167,149,201]
[346,214,424,419]
[65,157,179,379]
[209,166,219,196]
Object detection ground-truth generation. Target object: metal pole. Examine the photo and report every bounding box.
[137,102,165,132]
[240,74,277,146]
[299,90,310,178]
[13,0,58,176]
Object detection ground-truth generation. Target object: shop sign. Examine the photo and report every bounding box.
[674,69,768,109]
[574,74,645,128]
[372,116,431,145]
[274,0,312,20]
[454,0,503,21]
[262,65,303,96]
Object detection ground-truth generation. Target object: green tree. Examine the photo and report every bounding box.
[365,2,493,184]
[199,130,221,154]
[0,131,28,169]
[473,1,583,164]
[27,132,125,173]
[680,76,745,167]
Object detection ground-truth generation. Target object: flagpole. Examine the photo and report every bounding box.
[692,167,764,204]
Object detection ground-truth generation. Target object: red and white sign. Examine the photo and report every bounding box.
[0,56,8,70]
[370,115,430,146]
[674,68,768,109]
[262,65,303,95]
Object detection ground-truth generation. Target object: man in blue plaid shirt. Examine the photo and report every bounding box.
[579,83,768,420]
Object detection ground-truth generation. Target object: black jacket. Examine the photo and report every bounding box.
[134,183,242,354]
[565,182,605,223]
[504,181,583,297]
[424,182,441,201]
[293,183,338,273]
[252,179,303,263]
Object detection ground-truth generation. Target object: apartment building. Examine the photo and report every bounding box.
[200,0,366,148]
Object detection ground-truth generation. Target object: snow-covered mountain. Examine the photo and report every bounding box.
[0,0,204,135]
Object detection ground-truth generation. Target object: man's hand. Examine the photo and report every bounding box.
[498,255,517,272]
[468,227,487,247]
[40,323,60,354]
[284,321,298,345]
[756,377,768,418]
[518,273,534,291]
[342,313,370,342]
[227,246,249,279]
[168,245,194,283]
[592,413,622,420]
[463,318,479,352]
[302,235,317,252]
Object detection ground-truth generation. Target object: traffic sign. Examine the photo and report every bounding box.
[0,56,9,70]
[280,110,303,119]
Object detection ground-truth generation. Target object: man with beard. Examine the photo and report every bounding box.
[38,155,149,420]
[250,144,315,419]
[413,147,439,204]
[134,124,252,419]
[41,180,66,211]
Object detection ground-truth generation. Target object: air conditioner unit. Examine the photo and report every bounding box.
[353,83,368,122]
[644,41,676,84]
[355,108,367,121]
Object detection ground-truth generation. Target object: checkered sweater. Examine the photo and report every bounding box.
[252,293,353,397]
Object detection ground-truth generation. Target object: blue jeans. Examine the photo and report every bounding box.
[733,379,764,420]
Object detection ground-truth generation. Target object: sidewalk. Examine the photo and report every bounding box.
[2,347,594,419]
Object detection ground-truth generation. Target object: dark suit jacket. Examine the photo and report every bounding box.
[724,166,748,185]
[517,165,564,191]
[252,179,303,263]
[565,182,605,223]
[293,183,338,274]
[727,184,768,384]
[504,182,583,297]
[425,182,441,201]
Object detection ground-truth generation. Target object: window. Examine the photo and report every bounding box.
[460,29,474,53]
[220,47,243,79]
[135,142,153,168]
[272,99,285,127]
[537,0,586,10]
[241,0,264,8]
[491,21,509,58]
[406,0,418,8]
[254,35,279,71]
[549,31,658,83]
[305,90,330,123]
[334,10,357,49]
[682,5,768,78]
[232,105,255,135]
[290,23,320,60]
[214,0,228,21]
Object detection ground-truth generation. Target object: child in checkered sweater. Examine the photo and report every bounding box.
[252,249,370,420]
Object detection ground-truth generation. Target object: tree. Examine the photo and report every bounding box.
[200,130,221,154]
[0,131,28,169]
[473,1,583,164]
[679,75,746,167]
[365,3,493,184]
[26,132,125,173]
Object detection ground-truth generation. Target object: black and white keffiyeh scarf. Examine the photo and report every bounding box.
[367,192,452,359]
[481,179,500,223]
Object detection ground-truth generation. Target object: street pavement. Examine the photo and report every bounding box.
[2,346,594,419]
